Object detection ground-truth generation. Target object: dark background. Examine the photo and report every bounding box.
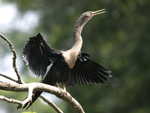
[0,0,150,113]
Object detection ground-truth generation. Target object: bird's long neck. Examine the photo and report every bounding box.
[62,15,89,69]
[71,24,83,53]
[71,15,90,53]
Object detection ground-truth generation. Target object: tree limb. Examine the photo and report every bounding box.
[0,73,62,113]
[0,95,22,106]
[0,81,85,113]
[0,33,21,83]
[0,72,19,83]
[40,94,63,113]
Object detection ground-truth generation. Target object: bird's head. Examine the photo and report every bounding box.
[84,9,106,19]
[76,9,106,28]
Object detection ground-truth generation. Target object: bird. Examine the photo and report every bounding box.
[22,9,112,109]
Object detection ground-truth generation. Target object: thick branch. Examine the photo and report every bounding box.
[0,81,85,113]
[0,33,21,83]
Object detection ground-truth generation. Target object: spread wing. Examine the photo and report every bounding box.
[68,52,112,86]
[22,33,61,78]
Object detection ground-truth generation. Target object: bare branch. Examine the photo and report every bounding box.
[0,95,22,106]
[0,81,85,113]
[40,95,63,113]
[0,72,19,83]
[0,33,21,83]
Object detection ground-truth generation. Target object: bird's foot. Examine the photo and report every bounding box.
[63,87,66,91]
[56,82,66,91]
[56,82,62,89]
[62,82,66,91]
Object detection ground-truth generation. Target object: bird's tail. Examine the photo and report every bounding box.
[22,91,42,110]
[22,66,56,110]
[22,72,55,110]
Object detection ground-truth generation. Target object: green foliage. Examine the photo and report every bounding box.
[0,0,150,113]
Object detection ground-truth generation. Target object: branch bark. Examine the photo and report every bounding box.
[0,81,85,113]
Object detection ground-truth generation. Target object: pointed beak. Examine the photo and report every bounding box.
[92,9,106,16]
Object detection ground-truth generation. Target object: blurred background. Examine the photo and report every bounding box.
[0,0,150,113]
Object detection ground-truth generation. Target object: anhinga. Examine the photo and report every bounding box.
[22,9,112,109]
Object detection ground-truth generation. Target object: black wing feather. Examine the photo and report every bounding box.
[22,33,61,78]
[90,61,112,77]
[87,61,109,81]
[79,60,93,84]
[68,52,112,86]
[85,61,105,84]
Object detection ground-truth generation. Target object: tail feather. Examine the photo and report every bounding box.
[22,73,55,110]
[23,91,43,110]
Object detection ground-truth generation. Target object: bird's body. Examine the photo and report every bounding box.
[22,9,112,109]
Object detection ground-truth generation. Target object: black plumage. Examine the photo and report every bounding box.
[22,9,112,109]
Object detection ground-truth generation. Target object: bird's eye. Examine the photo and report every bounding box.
[90,12,92,15]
